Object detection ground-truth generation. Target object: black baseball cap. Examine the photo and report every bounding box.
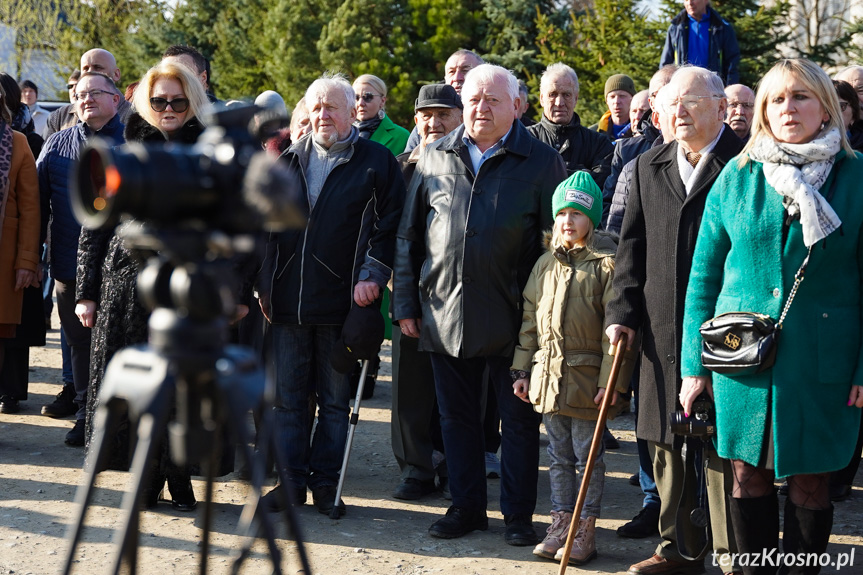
[415,84,462,111]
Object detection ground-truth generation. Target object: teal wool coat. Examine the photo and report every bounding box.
[370,114,411,157]
[681,150,863,478]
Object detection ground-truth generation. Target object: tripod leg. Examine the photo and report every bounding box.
[109,391,172,575]
[331,359,369,519]
[198,429,220,574]
[62,401,126,575]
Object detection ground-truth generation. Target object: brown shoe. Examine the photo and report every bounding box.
[627,554,705,575]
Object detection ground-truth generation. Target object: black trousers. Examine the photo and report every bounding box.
[55,279,92,421]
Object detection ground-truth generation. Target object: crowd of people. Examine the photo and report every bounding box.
[1,1,863,573]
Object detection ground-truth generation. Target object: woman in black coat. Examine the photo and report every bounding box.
[75,61,210,510]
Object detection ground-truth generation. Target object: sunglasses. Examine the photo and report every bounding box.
[149,97,189,113]
[66,83,77,90]
[840,101,850,112]
[355,92,380,103]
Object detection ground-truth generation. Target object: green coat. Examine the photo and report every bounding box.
[681,150,863,478]
[370,114,411,157]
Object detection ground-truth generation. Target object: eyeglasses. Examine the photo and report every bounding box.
[659,95,722,115]
[66,83,77,90]
[728,101,755,110]
[149,97,189,113]
[355,92,380,103]
[74,89,111,101]
[840,101,850,112]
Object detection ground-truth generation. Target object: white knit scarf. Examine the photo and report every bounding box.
[748,128,842,247]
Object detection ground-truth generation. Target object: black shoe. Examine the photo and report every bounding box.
[428,506,488,539]
[65,419,85,446]
[629,473,640,486]
[0,396,20,414]
[617,506,659,538]
[393,478,438,501]
[42,384,77,418]
[311,484,345,516]
[830,483,852,502]
[167,477,197,512]
[504,513,538,546]
[261,483,307,512]
[603,429,620,450]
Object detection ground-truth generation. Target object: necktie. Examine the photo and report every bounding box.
[685,151,702,167]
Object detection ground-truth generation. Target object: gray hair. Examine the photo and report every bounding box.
[541,62,579,94]
[462,64,519,101]
[670,65,726,98]
[518,79,529,98]
[448,49,484,66]
[305,71,355,110]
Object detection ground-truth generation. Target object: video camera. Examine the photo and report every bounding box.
[71,104,305,234]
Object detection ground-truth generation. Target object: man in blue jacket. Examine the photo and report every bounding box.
[659,0,740,86]
[37,72,124,446]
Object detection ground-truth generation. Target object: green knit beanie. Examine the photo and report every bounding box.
[604,74,636,97]
[552,171,603,228]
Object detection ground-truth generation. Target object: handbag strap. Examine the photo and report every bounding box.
[776,157,843,329]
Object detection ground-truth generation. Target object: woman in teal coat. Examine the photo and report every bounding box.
[680,59,863,574]
[353,74,410,156]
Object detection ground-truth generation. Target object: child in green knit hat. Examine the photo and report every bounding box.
[511,169,634,566]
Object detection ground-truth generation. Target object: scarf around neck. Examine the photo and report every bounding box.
[748,128,842,247]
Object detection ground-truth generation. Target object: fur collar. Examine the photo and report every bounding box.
[123,112,204,144]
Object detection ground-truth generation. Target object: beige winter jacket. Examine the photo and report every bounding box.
[511,231,637,420]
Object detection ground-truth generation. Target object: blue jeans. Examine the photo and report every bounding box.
[272,324,351,490]
[429,353,541,516]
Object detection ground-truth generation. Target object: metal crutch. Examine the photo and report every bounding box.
[330,359,371,519]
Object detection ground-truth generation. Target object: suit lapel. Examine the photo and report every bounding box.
[652,142,687,203]
[685,128,745,205]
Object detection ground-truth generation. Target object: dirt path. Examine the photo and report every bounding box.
[1,323,861,574]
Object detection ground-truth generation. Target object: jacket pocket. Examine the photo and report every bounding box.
[817,307,860,384]
[313,254,343,283]
[275,253,294,280]
[564,351,602,410]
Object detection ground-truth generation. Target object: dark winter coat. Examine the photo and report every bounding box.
[604,126,743,446]
[848,121,863,152]
[37,114,125,281]
[78,114,204,470]
[604,134,665,235]
[260,133,405,325]
[601,124,661,228]
[660,7,741,86]
[528,113,614,188]
[681,151,863,477]
[393,121,568,359]
[43,99,133,141]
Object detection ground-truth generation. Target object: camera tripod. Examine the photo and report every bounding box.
[61,226,312,575]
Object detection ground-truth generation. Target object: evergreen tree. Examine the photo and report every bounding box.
[535,0,664,125]
[479,0,561,82]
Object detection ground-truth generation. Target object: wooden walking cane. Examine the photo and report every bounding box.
[557,334,628,574]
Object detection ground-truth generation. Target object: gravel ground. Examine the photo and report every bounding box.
[1,317,861,574]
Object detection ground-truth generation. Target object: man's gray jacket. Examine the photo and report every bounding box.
[393,121,567,359]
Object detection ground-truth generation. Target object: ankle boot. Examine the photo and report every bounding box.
[554,516,597,565]
[779,499,833,575]
[727,493,779,575]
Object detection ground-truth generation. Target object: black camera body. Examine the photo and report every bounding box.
[71,104,305,234]
[671,393,716,437]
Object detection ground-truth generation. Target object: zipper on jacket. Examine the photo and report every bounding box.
[296,158,309,325]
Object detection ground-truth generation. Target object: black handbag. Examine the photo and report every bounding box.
[699,247,811,376]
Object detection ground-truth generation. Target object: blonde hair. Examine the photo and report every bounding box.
[353,74,388,98]
[739,59,853,166]
[551,214,595,249]
[132,61,209,137]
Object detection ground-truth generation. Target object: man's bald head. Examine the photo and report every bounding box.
[81,49,121,84]
[836,66,863,106]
